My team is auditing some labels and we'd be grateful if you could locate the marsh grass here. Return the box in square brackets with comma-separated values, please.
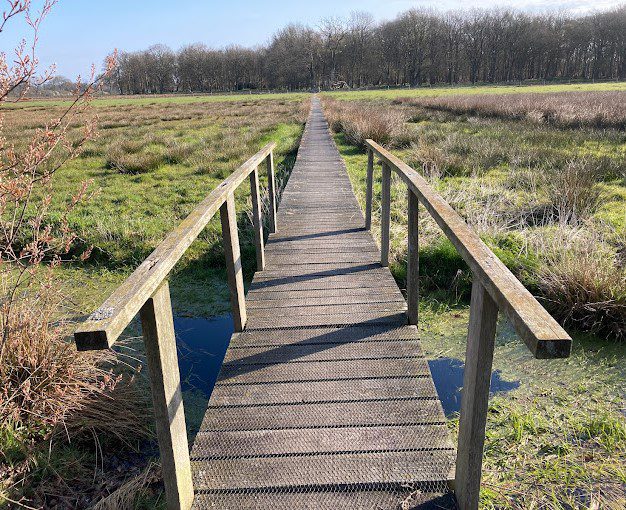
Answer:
[323, 98, 411, 148]
[1, 96, 306, 508]
[401, 90, 626, 129]
[332, 91, 625, 505]
[329, 94, 625, 341]
[477, 393, 625, 509]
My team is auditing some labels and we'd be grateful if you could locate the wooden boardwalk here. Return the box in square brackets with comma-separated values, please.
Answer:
[190, 99, 456, 508]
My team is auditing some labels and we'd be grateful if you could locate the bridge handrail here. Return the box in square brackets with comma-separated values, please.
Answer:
[365, 139, 571, 359]
[73, 142, 278, 510]
[365, 139, 571, 510]
[75, 142, 277, 350]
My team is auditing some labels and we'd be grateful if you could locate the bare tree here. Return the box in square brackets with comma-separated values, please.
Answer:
[109, 5, 626, 93]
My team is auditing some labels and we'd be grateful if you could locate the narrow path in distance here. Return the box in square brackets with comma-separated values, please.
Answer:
[190, 98, 456, 509]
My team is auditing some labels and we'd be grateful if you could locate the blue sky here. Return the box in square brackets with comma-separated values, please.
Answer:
[1, 0, 623, 78]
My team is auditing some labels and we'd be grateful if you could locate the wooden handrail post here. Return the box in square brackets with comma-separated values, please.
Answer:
[249, 166, 265, 271]
[266, 151, 278, 233]
[365, 148, 374, 230]
[455, 279, 499, 510]
[407, 190, 419, 325]
[380, 161, 391, 267]
[220, 193, 247, 332]
[140, 282, 193, 510]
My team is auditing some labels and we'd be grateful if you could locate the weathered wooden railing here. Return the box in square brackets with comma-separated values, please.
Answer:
[365, 139, 572, 510]
[74, 143, 277, 510]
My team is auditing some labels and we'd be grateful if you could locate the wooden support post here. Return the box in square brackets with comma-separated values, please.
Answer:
[140, 282, 194, 510]
[365, 148, 374, 230]
[249, 166, 265, 271]
[380, 162, 391, 267]
[407, 190, 419, 325]
[455, 280, 499, 510]
[220, 193, 246, 332]
[266, 151, 278, 233]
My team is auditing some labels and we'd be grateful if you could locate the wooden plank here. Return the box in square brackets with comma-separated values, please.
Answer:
[192, 490, 457, 510]
[222, 339, 423, 364]
[220, 193, 246, 332]
[199, 399, 447, 432]
[192, 449, 456, 489]
[75, 142, 276, 349]
[249, 166, 265, 271]
[408, 190, 419, 325]
[365, 139, 571, 359]
[245, 294, 405, 309]
[217, 356, 430, 384]
[140, 282, 193, 510]
[209, 377, 438, 406]
[246, 301, 407, 319]
[244, 310, 407, 329]
[245, 287, 404, 303]
[380, 161, 391, 267]
[192, 424, 453, 458]
[228, 324, 417, 344]
[455, 281, 498, 510]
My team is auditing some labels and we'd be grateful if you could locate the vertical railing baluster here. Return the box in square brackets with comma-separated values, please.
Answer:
[220, 193, 246, 332]
[249, 165, 265, 271]
[455, 279, 499, 510]
[407, 190, 419, 325]
[266, 150, 278, 233]
[380, 161, 391, 267]
[365, 148, 374, 230]
[140, 282, 194, 510]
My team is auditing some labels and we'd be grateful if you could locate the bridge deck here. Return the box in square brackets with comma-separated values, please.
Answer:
[190, 99, 456, 509]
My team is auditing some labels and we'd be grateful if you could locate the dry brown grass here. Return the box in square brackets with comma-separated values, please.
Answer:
[544, 158, 604, 225]
[323, 98, 410, 148]
[0, 287, 152, 506]
[398, 90, 626, 129]
[529, 229, 626, 341]
[0, 292, 117, 432]
[91, 462, 161, 510]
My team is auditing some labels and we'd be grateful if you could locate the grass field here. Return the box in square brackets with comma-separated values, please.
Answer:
[3, 91, 310, 109]
[2, 84, 625, 508]
[323, 87, 625, 508]
[0, 95, 306, 507]
[324, 80, 626, 100]
[2, 96, 306, 319]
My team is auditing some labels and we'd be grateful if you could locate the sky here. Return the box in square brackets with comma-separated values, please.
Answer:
[0, 0, 623, 78]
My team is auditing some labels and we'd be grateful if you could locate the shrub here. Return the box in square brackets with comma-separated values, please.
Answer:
[0, 292, 149, 440]
[105, 147, 163, 174]
[407, 141, 447, 180]
[163, 141, 196, 164]
[529, 229, 626, 341]
[323, 99, 408, 148]
[403, 90, 626, 129]
[544, 158, 603, 225]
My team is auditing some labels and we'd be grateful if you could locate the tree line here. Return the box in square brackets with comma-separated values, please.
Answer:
[106, 5, 626, 94]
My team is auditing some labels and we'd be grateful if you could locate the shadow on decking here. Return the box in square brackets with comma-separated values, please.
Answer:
[266, 227, 365, 243]
[216, 316, 409, 383]
[249, 262, 382, 289]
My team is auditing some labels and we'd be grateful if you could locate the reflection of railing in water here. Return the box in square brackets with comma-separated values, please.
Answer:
[365, 139, 572, 510]
[73, 143, 278, 510]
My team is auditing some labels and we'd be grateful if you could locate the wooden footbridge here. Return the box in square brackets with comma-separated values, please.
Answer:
[75, 98, 571, 510]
